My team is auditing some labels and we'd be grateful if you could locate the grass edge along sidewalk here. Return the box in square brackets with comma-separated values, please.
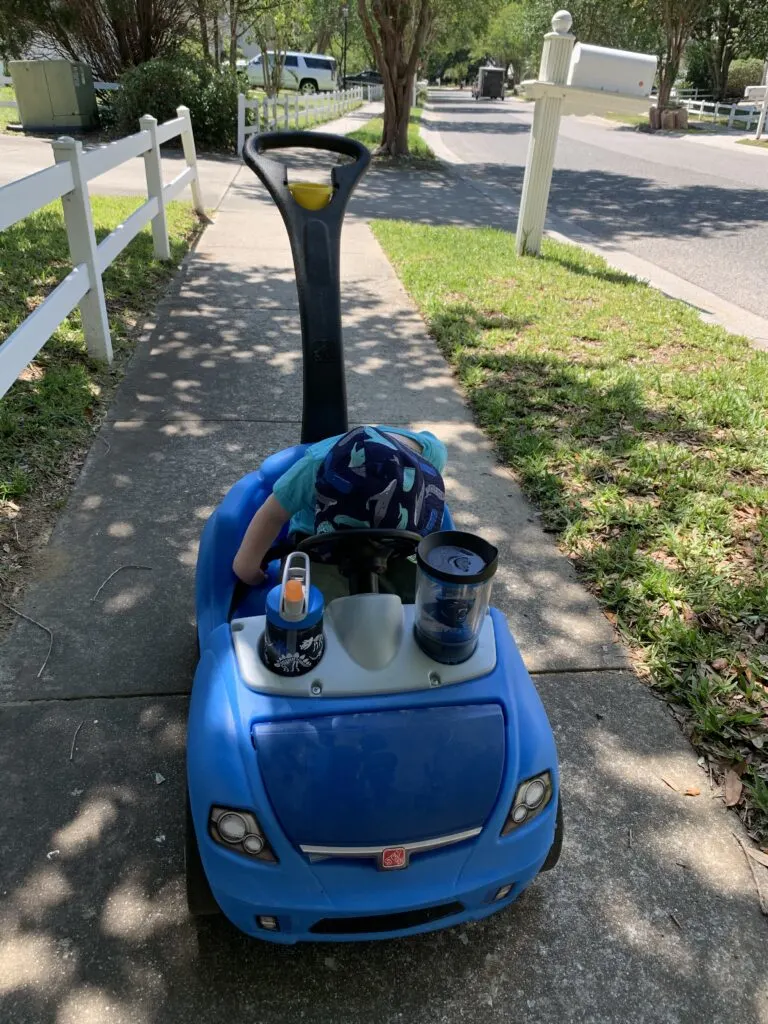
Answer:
[348, 107, 435, 161]
[1, 197, 202, 623]
[372, 219, 768, 845]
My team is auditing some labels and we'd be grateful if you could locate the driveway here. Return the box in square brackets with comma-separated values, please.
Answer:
[0, 132, 241, 209]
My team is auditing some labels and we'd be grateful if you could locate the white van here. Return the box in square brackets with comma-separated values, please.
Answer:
[247, 52, 337, 93]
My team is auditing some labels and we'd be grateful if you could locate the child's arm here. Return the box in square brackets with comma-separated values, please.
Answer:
[233, 494, 291, 585]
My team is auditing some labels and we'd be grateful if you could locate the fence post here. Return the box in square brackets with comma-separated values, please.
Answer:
[284, 94, 289, 129]
[294, 91, 299, 128]
[262, 97, 268, 131]
[176, 105, 205, 216]
[51, 137, 113, 363]
[728, 105, 735, 129]
[237, 92, 245, 155]
[139, 114, 171, 260]
[756, 94, 768, 140]
[515, 10, 575, 257]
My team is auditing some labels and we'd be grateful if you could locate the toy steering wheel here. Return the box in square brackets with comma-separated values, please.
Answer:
[298, 528, 422, 596]
[297, 528, 422, 563]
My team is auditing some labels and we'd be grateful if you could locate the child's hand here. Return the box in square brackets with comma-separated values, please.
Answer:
[235, 565, 266, 587]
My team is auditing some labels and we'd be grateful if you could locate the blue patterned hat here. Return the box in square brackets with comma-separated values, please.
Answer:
[314, 427, 445, 536]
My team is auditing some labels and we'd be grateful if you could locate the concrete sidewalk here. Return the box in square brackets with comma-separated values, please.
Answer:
[0, 116, 766, 1023]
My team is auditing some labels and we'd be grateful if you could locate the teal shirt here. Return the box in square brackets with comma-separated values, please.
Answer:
[273, 427, 448, 536]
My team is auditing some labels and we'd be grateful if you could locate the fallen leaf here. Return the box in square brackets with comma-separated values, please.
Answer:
[724, 770, 743, 807]
[712, 658, 729, 673]
[661, 777, 679, 792]
[684, 787, 700, 797]
[745, 847, 768, 869]
[755, 623, 766, 641]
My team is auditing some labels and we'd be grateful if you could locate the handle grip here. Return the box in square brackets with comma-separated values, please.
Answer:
[246, 129, 369, 163]
[243, 131, 370, 216]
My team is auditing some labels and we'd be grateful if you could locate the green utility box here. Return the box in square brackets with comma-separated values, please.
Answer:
[8, 59, 97, 131]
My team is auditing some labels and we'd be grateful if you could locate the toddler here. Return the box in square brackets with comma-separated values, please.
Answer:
[233, 426, 447, 585]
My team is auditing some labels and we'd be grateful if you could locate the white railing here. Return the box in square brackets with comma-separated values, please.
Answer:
[237, 85, 369, 154]
[0, 105, 205, 398]
[681, 97, 763, 130]
[671, 87, 713, 101]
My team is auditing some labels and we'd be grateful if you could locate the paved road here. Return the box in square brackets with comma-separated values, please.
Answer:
[426, 91, 768, 320]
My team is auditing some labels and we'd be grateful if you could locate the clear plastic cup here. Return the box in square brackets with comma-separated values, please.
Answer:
[414, 531, 498, 664]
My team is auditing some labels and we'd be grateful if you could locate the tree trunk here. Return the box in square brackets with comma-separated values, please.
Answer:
[229, 0, 238, 68]
[357, 0, 432, 157]
[380, 81, 411, 154]
[315, 25, 334, 54]
[198, 2, 210, 61]
[213, 17, 221, 68]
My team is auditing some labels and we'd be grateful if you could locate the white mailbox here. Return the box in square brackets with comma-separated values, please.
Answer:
[567, 43, 656, 97]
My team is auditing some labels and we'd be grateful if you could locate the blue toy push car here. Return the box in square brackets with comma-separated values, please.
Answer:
[186, 130, 563, 943]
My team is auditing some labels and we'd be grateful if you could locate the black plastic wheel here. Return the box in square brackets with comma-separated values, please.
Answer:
[541, 796, 563, 872]
[186, 793, 221, 916]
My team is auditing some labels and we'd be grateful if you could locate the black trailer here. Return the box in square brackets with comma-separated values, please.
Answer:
[472, 66, 505, 101]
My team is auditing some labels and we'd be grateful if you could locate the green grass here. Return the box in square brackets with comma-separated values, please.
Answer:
[738, 138, 768, 150]
[1, 197, 201, 595]
[603, 112, 650, 127]
[372, 220, 768, 841]
[348, 107, 434, 160]
[0, 86, 18, 132]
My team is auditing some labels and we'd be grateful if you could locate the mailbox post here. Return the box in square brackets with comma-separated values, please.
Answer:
[515, 9, 657, 257]
[516, 11, 574, 257]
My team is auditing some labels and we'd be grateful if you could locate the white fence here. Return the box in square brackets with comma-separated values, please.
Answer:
[671, 88, 713, 101]
[237, 84, 382, 154]
[0, 106, 204, 399]
[681, 97, 764, 130]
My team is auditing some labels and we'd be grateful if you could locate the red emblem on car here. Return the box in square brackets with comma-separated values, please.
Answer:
[380, 846, 408, 870]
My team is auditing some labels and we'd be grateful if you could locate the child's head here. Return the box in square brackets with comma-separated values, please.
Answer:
[314, 427, 445, 536]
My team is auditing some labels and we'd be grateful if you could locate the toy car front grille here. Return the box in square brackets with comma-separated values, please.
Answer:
[309, 901, 465, 935]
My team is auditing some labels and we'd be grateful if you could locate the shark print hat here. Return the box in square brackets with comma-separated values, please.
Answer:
[314, 426, 445, 536]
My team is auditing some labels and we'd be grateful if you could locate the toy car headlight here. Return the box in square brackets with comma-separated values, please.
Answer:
[501, 772, 553, 836]
[209, 806, 278, 862]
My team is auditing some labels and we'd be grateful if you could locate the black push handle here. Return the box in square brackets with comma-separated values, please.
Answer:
[243, 132, 370, 444]
[246, 129, 369, 162]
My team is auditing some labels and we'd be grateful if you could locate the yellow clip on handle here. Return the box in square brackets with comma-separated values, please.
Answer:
[288, 181, 333, 210]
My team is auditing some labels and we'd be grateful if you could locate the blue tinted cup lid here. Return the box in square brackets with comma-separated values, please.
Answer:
[417, 531, 498, 585]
